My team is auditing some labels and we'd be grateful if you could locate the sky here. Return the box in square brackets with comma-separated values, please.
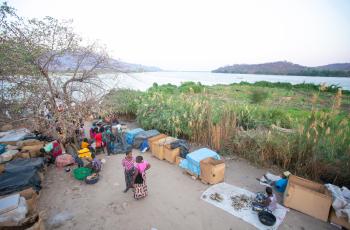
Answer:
[5, 0, 350, 71]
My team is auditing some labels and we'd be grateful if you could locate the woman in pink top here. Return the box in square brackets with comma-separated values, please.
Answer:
[122, 150, 135, 193]
[133, 155, 151, 199]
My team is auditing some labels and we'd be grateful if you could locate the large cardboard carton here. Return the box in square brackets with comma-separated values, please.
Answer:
[149, 134, 167, 153]
[164, 145, 180, 164]
[151, 137, 177, 160]
[283, 175, 332, 222]
[329, 208, 350, 229]
[199, 157, 225, 184]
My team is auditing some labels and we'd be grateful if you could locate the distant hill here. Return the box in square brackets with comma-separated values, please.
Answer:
[212, 61, 350, 77]
[52, 54, 161, 73]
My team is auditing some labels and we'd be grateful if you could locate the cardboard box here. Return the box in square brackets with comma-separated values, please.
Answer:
[20, 188, 39, 215]
[199, 157, 225, 184]
[164, 145, 180, 163]
[175, 156, 183, 165]
[151, 137, 177, 160]
[329, 208, 350, 229]
[283, 175, 332, 222]
[149, 134, 167, 153]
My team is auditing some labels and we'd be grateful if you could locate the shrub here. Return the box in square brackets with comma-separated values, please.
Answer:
[250, 89, 269, 104]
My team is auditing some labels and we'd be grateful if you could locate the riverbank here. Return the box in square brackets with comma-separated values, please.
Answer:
[102, 71, 350, 91]
[102, 81, 350, 187]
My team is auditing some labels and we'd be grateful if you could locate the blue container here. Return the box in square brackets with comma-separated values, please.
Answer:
[179, 148, 220, 176]
[125, 128, 144, 145]
[0, 144, 6, 155]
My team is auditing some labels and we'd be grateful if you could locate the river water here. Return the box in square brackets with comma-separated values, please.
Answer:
[101, 71, 350, 91]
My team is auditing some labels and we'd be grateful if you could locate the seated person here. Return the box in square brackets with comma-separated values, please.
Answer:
[86, 154, 102, 173]
[264, 187, 277, 211]
[253, 187, 277, 212]
[41, 140, 62, 164]
[81, 138, 90, 149]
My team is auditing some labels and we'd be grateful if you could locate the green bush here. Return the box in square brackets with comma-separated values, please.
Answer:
[250, 89, 269, 104]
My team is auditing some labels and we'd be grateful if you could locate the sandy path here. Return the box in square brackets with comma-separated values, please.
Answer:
[38, 150, 336, 230]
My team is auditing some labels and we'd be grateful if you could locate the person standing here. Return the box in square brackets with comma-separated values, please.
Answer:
[103, 126, 114, 155]
[133, 155, 151, 199]
[94, 127, 105, 154]
[122, 150, 135, 193]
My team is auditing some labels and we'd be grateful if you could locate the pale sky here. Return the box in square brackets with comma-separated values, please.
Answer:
[6, 0, 350, 71]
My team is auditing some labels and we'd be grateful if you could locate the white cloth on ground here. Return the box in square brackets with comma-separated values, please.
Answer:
[201, 183, 289, 230]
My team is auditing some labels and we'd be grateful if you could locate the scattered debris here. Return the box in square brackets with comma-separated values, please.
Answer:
[210, 193, 223, 202]
[230, 194, 253, 211]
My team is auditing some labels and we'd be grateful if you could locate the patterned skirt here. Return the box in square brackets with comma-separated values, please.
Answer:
[134, 182, 148, 199]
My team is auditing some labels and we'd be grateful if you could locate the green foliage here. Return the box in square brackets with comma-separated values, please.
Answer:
[103, 82, 350, 186]
[250, 89, 269, 104]
[235, 81, 349, 95]
[178, 81, 204, 93]
[148, 83, 177, 94]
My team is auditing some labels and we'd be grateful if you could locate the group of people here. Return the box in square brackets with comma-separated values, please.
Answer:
[80, 121, 120, 156]
[80, 119, 151, 200]
[122, 150, 151, 199]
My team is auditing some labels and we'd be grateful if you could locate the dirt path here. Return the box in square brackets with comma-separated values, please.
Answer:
[38, 149, 336, 230]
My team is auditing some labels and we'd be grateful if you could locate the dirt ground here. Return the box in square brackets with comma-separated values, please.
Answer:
[38, 149, 337, 230]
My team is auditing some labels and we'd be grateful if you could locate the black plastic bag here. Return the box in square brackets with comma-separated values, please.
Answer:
[5, 158, 44, 173]
[170, 139, 190, 158]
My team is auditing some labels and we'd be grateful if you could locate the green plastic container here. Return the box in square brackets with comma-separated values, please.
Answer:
[73, 167, 92, 180]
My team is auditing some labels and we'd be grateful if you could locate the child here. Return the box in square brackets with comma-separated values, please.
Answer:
[133, 155, 151, 199]
[122, 150, 135, 193]
[264, 187, 277, 211]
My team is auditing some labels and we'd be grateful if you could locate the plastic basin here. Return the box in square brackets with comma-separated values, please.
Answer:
[73, 167, 92, 180]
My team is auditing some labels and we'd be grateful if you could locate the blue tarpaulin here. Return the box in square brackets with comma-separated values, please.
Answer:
[125, 128, 144, 145]
[179, 148, 220, 176]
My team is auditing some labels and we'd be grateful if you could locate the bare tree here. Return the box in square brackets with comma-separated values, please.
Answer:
[0, 2, 118, 143]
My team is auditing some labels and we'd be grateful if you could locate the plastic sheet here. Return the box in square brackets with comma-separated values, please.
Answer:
[325, 184, 350, 220]
[0, 196, 28, 226]
[179, 148, 220, 176]
[125, 128, 144, 145]
[133, 130, 160, 148]
[5, 158, 44, 174]
[170, 139, 190, 158]
[0, 170, 42, 196]
[112, 142, 132, 154]
[0, 128, 31, 143]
